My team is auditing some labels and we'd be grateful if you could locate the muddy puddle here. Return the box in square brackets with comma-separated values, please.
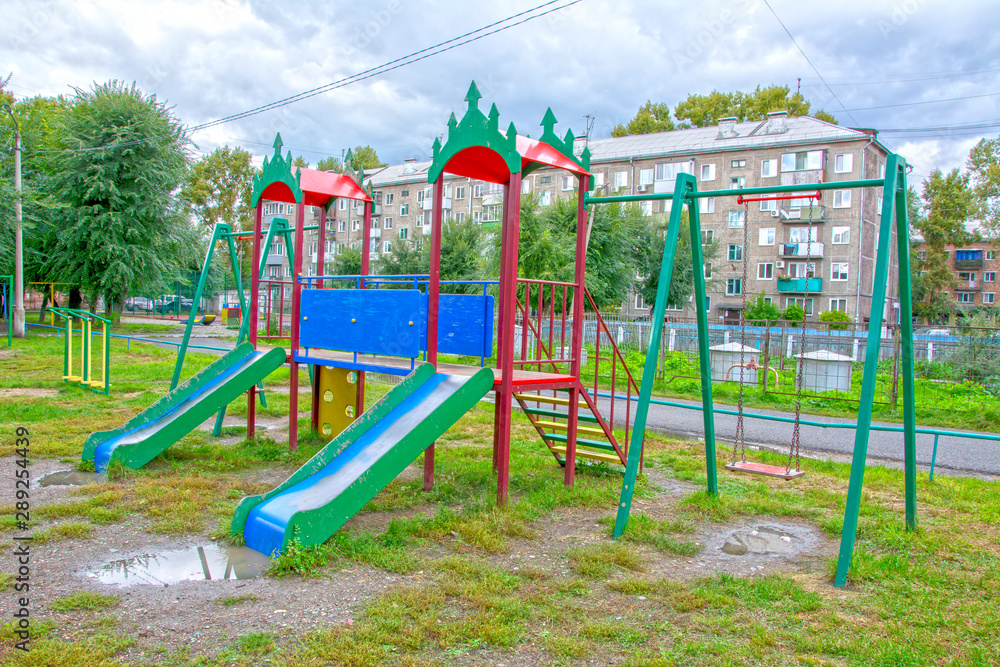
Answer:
[38, 470, 104, 487]
[721, 526, 798, 555]
[89, 544, 269, 587]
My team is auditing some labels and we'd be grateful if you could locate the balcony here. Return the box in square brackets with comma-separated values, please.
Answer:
[421, 197, 453, 211]
[371, 204, 382, 216]
[777, 205, 826, 221]
[955, 258, 983, 270]
[265, 254, 284, 265]
[777, 277, 823, 293]
[780, 169, 824, 186]
[958, 280, 981, 291]
[780, 242, 824, 258]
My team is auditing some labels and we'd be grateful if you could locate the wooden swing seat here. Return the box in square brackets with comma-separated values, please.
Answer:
[725, 461, 805, 480]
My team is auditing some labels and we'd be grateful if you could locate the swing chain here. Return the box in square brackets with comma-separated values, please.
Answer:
[788, 196, 816, 473]
[734, 197, 750, 463]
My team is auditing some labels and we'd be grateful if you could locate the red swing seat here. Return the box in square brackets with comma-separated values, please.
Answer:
[725, 460, 805, 480]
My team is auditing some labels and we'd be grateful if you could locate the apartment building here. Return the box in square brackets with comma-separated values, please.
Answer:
[262, 113, 899, 324]
[919, 224, 1000, 315]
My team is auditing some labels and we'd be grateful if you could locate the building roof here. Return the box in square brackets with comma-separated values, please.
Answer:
[585, 116, 879, 164]
[366, 115, 885, 188]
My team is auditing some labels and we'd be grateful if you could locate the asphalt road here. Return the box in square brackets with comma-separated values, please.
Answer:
[591, 392, 1000, 478]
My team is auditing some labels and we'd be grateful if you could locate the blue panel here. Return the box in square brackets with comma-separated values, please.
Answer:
[300, 289, 426, 357]
[436, 294, 495, 358]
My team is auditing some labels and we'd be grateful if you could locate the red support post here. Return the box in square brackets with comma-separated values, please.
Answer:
[318, 204, 327, 283]
[566, 175, 589, 485]
[248, 202, 263, 439]
[493, 187, 511, 473]
[356, 201, 373, 421]
[288, 203, 306, 452]
[494, 174, 521, 505]
[424, 178, 445, 491]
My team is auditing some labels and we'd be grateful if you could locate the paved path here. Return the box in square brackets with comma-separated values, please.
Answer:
[592, 392, 1000, 478]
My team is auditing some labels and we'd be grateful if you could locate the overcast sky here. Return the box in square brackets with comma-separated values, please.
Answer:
[4, 0, 998, 184]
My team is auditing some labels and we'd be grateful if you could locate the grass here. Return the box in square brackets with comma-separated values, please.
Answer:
[2, 333, 999, 666]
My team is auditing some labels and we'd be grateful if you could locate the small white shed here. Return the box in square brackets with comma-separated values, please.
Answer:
[709, 342, 760, 383]
[797, 349, 853, 393]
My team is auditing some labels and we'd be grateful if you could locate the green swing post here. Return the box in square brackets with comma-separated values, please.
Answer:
[212, 229, 255, 436]
[613, 173, 718, 540]
[834, 154, 915, 587]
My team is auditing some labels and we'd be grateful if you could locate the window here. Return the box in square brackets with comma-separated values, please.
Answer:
[958, 292, 974, 304]
[760, 199, 776, 212]
[594, 172, 605, 188]
[416, 214, 425, 227]
[656, 161, 695, 182]
[640, 201, 652, 217]
[702, 229, 715, 245]
[614, 171, 629, 189]
[416, 189, 426, 203]
[540, 190, 552, 206]
[728, 210, 746, 228]
[831, 262, 849, 281]
[761, 159, 777, 178]
[959, 272, 976, 282]
[730, 176, 745, 190]
[539, 175, 552, 184]
[704, 262, 713, 278]
[789, 261, 814, 278]
[454, 186, 465, 200]
[726, 278, 742, 295]
[383, 217, 392, 229]
[728, 244, 743, 261]
[351, 220, 359, 231]
[986, 272, 996, 282]
[781, 150, 823, 172]
[562, 175, 574, 191]
[635, 293, 646, 310]
[834, 153, 854, 173]
[285, 266, 292, 278]
[270, 242, 284, 255]
[705, 296, 711, 311]
[757, 263, 774, 280]
[833, 190, 852, 208]
[400, 189, 409, 197]
[473, 184, 484, 198]
[985, 293, 996, 304]
[373, 191, 382, 204]
[786, 297, 814, 315]
[338, 199, 347, 211]
[456, 212, 466, 222]
[788, 227, 818, 243]
[731, 159, 746, 168]
[829, 298, 848, 313]
[832, 226, 850, 244]
[400, 203, 409, 216]
[700, 163, 716, 181]
[338, 220, 346, 232]
[383, 241, 391, 253]
[263, 202, 285, 216]
[988, 250, 998, 261]
[916, 250, 927, 261]
[639, 168, 654, 186]
[700, 197, 715, 213]
[522, 179, 531, 194]
[399, 227, 408, 240]
[758, 228, 775, 246]
[385, 193, 394, 206]
[483, 204, 503, 222]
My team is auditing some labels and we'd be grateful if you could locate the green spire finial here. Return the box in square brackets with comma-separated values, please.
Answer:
[541, 107, 558, 133]
[488, 103, 499, 133]
[564, 128, 575, 145]
[272, 133, 284, 155]
[465, 81, 482, 110]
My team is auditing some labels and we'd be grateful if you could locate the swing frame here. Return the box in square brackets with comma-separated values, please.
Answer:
[594, 159, 917, 589]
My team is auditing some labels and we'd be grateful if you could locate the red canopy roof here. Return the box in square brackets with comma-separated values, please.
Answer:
[260, 167, 372, 207]
[442, 135, 590, 185]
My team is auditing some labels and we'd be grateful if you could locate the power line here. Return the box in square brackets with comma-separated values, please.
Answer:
[761, 0, 861, 127]
[803, 66, 1000, 86]
[842, 91, 1000, 112]
[21, 0, 581, 155]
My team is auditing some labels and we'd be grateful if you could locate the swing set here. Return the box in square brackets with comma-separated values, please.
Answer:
[593, 155, 917, 588]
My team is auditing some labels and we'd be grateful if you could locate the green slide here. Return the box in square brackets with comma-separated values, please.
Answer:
[233, 363, 494, 557]
[82, 342, 286, 472]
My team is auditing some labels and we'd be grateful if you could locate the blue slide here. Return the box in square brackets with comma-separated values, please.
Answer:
[232, 363, 494, 557]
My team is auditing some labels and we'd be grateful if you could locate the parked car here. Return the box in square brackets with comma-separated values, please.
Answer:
[125, 297, 151, 311]
[913, 327, 951, 337]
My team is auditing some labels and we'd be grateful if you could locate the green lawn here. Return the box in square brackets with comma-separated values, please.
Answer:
[0, 334, 997, 666]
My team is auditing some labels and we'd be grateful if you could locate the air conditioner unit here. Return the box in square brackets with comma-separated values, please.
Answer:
[637, 184, 648, 192]
[776, 260, 786, 268]
[770, 209, 780, 217]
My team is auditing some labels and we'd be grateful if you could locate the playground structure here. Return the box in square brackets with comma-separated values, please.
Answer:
[78, 82, 919, 587]
[49, 307, 111, 395]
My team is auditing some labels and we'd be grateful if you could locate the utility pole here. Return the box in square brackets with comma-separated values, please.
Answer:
[3, 103, 24, 338]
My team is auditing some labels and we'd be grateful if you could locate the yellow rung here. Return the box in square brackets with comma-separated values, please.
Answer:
[549, 446, 623, 465]
[534, 420, 606, 438]
[513, 393, 588, 408]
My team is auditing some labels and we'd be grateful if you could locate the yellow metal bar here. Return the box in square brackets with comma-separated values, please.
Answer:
[63, 317, 75, 381]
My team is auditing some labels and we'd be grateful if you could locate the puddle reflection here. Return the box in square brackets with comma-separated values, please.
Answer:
[90, 544, 269, 587]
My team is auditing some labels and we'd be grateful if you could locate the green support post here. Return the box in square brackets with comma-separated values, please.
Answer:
[835, 154, 913, 587]
[171, 225, 225, 390]
[894, 169, 918, 529]
[614, 173, 718, 540]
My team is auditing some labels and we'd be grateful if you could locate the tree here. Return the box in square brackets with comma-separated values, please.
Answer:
[968, 134, 1000, 234]
[378, 237, 427, 277]
[332, 245, 363, 277]
[348, 145, 386, 171]
[46, 81, 197, 316]
[183, 146, 257, 230]
[439, 219, 483, 293]
[612, 101, 675, 137]
[819, 309, 852, 330]
[671, 85, 833, 129]
[291, 155, 309, 169]
[782, 302, 805, 326]
[911, 169, 976, 320]
[745, 292, 782, 326]
[316, 155, 344, 173]
[638, 210, 720, 315]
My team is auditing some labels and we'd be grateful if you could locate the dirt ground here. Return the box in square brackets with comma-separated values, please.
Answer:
[0, 445, 837, 663]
